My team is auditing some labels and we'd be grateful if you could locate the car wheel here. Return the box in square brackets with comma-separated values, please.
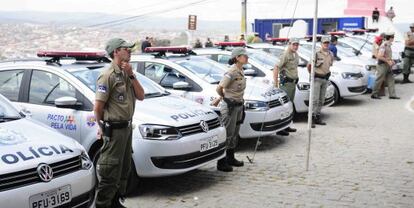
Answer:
[333, 86, 340, 105]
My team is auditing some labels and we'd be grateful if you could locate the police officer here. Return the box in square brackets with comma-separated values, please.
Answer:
[273, 38, 300, 135]
[215, 48, 247, 172]
[371, 32, 400, 99]
[402, 23, 414, 83]
[251, 33, 263, 43]
[310, 36, 334, 128]
[94, 38, 145, 208]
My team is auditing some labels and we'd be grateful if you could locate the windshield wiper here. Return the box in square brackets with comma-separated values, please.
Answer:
[0, 116, 21, 122]
[162, 91, 171, 96]
[145, 92, 163, 98]
[210, 81, 220, 84]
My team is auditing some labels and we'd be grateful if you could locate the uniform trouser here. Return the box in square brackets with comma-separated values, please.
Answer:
[95, 126, 132, 208]
[403, 49, 414, 75]
[312, 78, 328, 117]
[280, 81, 296, 101]
[220, 102, 243, 149]
[372, 63, 396, 97]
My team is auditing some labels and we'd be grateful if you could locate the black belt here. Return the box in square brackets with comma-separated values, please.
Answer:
[404, 47, 414, 52]
[223, 98, 243, 107]
[315, 73, 330, 80]
[284, 76, 299, 84]
[104, 120, 131, 129]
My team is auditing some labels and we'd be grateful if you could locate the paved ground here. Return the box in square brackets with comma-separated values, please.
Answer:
[125, 76, 414, 208]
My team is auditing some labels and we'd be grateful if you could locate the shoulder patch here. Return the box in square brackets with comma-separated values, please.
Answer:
[97, 85, 107, 93]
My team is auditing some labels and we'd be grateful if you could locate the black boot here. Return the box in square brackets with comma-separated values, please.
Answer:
[314, 115, 326, 125]
[217, 157, 233, 172]
[112, 193, 127, 208]
[227, 149, 244, 167]
[311, 117, 316, 128]
[276, 130, 289, 136]
[402, 74, 413, 84]
[285, 127, 297, 132]
[371, 94, 381, 99]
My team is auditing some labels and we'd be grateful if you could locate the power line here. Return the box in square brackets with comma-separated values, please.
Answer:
[88, 0, 213, 28]
[286, 0, 300, 38]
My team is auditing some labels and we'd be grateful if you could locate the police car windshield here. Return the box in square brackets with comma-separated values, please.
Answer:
[343, 37, 373, 51]
[70, 67, 168, 98]
[298, 46, 312, 59]
[0, 95, 22, 121]
[247, 50, 279, 68]
[175, 58, 225, 84]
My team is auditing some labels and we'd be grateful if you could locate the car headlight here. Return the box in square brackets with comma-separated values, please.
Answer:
[244, 100, 269, 111]
[341, 72, 363, 79]
[139, 124, 182, 140]
[297, 82, 310, 91]
[81, 151, 93, 170]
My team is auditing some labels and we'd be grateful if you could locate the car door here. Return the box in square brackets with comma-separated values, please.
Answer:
[18, 69, 82, 142]
[136, 61, 195, 100]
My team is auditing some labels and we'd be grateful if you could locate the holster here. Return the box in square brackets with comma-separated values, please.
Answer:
[99, 120, 113, 138]
[237, 106, 246, 125]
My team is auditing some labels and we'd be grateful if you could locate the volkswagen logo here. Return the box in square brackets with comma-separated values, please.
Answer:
[37, 164, 53, 182]
[200, 120, 209, 133]
[279, 97, 284, 105]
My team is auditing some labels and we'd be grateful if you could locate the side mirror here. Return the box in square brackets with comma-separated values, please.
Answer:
[172, 81, 191, 90]
[244, 69, 257, 76]
[243, 63, 253, 69]
[55, 96, 82, 109]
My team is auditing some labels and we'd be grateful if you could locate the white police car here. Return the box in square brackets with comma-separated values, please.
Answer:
[132, 46, 294, 139]
[331, 31, 403, 75]
[0, 51, 226, 191]
[0, 93, 95, 208]
[194, 43, 335, 113]
[297, 42, 367, 103]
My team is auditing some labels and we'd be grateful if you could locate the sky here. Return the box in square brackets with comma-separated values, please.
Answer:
[0, 0, 412, 23]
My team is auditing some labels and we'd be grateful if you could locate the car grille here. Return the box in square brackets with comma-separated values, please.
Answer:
[348, 85, 367, 93]
[268, 95, 290, 108]
[177, 117, 221, 136]
[0, 155, 82, 192]
[151, 142, 226, 169]
[250, 114, 293, 131]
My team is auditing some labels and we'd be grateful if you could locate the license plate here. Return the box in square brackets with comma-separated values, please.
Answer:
[29, 185, 72, 208]
[200, 136, 219, 152]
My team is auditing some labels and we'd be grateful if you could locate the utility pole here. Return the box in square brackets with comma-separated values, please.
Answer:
[306, 0, 319, 171]
[241, 0, 247, 36]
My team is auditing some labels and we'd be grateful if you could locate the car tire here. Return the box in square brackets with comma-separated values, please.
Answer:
[333, 85, 341, 105]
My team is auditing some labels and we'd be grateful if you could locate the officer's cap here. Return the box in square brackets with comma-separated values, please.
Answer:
[289, 38, 300, 44]
[384, 31, 395, 36]
[410, 23, 414, 28]
[321, 36, 331, 43]
[105, 38, 135, 55]
[231, 48, 248, 58]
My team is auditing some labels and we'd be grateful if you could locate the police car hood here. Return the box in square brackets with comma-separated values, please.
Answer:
[243, 79, 287, 102]
[133, 95, 218, 126]
[298, 67, 310, 83]
[331, 63, 362, 73]
[0, 118, 83, 174]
